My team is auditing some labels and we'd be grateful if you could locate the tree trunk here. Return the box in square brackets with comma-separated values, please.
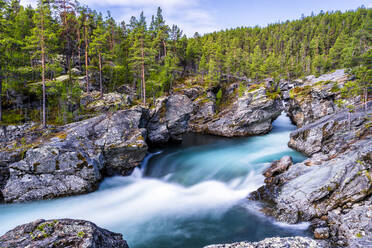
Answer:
[41, 9, 46, 128]
[364, 87, 367, 111]
[0, 70, 2, 122]
[99, 52, 103, 99]
[163, 40, 167, 58]
[77, 28, 81, 71]
[84, 19, 89, 93]
[141, 40, 146, 106]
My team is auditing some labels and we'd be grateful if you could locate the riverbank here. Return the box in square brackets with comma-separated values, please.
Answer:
[0, 70, 371, 247]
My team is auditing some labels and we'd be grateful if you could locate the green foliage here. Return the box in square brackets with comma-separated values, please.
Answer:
[238, 83, 247, 97]
[0, 2, 371, 125]
[216, 88, 222, 106]
[77, 231, 85, 238]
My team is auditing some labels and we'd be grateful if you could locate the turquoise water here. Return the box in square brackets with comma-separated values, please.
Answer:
[0, 114, 308, 248]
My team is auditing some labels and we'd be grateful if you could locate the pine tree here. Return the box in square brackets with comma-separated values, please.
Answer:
[25, 0, 56, 127]
[0, 0, 6, 122]
[90, 18, 108, 98]
[128, 12, 152, 105]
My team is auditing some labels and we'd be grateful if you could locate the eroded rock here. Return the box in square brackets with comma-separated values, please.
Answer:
[1, 107, 149, 203]
[0, 219, 129, 248]
[147, 95, 194, 144]
[204, 236, 325, 248]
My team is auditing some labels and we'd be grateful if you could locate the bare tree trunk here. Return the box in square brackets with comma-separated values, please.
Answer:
[84, 19, 89, 93]
[0, 70, 2, 122]
[41, 8, 47, 128]
[77, 28, 81, 71]
[163, 40, 167, 58]
[99, 52, 103, 99]
[364, 88, 367, 111]
[141, 40, 146, 106]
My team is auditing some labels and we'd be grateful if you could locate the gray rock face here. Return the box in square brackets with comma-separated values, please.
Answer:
[0, 219, 129, 248]
[147, 95, 194, 144]
[204, 236, 325, 248]
[268, 138, 371, 225]
[249, 71, 371, 247]
[328, 196, 372, 247]
[197, 87, 283, 137]
[0, 122, 44, 166]
[282, 69, 353, 127]
[1, 107, 149, 203]
[288, 104, 372, 157]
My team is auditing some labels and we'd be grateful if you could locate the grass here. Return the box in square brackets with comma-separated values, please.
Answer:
[289, 85, 312, 99]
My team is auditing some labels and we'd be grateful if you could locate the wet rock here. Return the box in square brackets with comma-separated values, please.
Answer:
[147, 95, 193, 144]
[204, 236, 325, 248]
[0, 219, 129, 248]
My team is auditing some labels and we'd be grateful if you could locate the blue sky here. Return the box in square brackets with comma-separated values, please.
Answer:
[21, 0, 372, 37]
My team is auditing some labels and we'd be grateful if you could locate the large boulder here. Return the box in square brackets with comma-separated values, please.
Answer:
[1, 107, 149, 203]
[200, 87, 282, 137]
[0, 219, 129, 248]
[204, 236, 324, 248]
[147, 95, 194, 144]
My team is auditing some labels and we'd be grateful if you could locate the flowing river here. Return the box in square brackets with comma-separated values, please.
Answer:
[0, 114, 309, 248]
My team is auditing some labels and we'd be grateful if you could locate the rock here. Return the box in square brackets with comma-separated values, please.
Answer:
[1, 107, 149, 203]
[272, 138, 371, 224]
[147, 95, 193, 144]
[249, 73, 372, 247]
[204, 236, 324, 248]
[174, 85, 205, 100]
[95, 108, 148, 176]
[0, 219, 129, 248]
[288, 104, 372, 157]
[283, 69, 359, 127]
[197, 86, 283, 137]
[71, 67, 82, 76]
[117, 84, 136, 96]
[314, 227, 330, 239]
[55, 74, 69, 82]
[81, 91, 131, 112]
[328, 196, 372, 247]
[263, 156, 293, 178]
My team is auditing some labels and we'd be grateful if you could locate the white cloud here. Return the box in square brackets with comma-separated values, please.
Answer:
[20, 0, 220, 36]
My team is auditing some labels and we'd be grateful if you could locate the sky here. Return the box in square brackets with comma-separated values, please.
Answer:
[20, 0, 372, 37]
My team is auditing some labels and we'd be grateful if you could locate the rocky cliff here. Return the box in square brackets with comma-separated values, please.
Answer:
[0, 107, 148, 203]
[249, 70, 372, 247]
[174, 79, 283, 137]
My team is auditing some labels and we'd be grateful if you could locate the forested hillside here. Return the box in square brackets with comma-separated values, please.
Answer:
[0, 0, 370, 125]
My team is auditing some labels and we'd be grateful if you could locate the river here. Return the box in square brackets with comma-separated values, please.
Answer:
[0, 113, 309, 248]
